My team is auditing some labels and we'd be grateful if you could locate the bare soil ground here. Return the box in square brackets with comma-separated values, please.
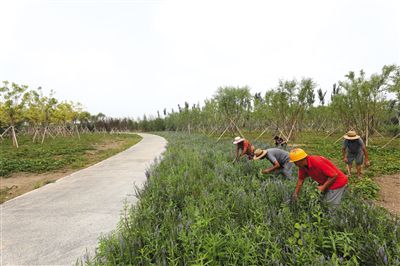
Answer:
[0, 140, 129, 203]
[0, 171, 72, 203]
[375, 174, 400, 216]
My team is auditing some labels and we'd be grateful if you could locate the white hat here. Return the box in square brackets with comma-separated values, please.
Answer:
[233, 136, 244, 144]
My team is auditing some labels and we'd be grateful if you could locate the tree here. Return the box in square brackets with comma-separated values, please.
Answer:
[53, 102, 75, 136]
[332, 65, 398, 145]
[262, 78, 316, 140]
[387, 66, 400, 128]
[317, 88, 327, 106]
[0, 81, 29, 147]
[214, 86, 252, 128]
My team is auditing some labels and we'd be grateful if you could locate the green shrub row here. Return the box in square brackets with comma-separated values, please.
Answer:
[87, 133, 399, 265]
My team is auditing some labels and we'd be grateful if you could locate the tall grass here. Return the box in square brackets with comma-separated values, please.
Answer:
[86, 133, 399, 265]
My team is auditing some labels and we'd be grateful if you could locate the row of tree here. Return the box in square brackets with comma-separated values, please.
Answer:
[2, 64, 399, 147]
[147, 65, 400, 144]
[0, 82, 140, 147]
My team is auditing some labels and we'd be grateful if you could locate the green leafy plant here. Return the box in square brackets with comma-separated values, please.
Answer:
[84, 133, 400, 265]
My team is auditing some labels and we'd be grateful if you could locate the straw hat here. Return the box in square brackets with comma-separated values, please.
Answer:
[233, 136, 245, 144]
[343, 130, 360, 140]
[253, 149, 267, 160]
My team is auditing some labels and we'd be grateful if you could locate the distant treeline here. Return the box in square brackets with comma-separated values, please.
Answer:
[1, 65, 400, 143]
[134, 65, 400, 142]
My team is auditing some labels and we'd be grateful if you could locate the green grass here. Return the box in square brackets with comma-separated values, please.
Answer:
[86, 132, 400, 265]
[0, 133, 142, 177]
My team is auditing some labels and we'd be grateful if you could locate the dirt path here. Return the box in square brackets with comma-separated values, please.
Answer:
[375, 174, 400, 216]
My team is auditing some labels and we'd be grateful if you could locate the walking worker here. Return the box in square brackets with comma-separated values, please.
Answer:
[342, 130, 370, 178]
[253, 148, 294, 179]
[290, 148, 348, 206]
[233, 136, 255, 162]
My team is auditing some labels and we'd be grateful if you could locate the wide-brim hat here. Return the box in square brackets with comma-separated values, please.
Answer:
[233, 136, 245, 144]
[253, 149, 267, 160]
[343, 130, 360, 140]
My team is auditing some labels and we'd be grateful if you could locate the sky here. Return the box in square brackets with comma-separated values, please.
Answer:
[1, 0, 400, 118]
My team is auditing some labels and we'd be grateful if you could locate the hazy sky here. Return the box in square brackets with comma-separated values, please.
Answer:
[1, 0, 400, 118]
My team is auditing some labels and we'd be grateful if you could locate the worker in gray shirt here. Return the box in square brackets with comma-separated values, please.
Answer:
[342, 130, 370, 178]
[254, 148, 294, 180]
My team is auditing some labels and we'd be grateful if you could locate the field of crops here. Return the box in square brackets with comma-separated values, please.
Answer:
[87, 132, 400, 265]
[0, 133, 142, 177]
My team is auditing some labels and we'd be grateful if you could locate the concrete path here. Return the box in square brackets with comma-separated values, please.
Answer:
[1, 133, 167, 265]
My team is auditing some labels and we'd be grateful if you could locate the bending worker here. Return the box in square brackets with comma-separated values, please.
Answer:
[233, 136, 255, 162]
[273, 136, 287, 148]
[342, 130, 370, 178]
[253, 148, 294, 179]
[290, 148, 348, 206]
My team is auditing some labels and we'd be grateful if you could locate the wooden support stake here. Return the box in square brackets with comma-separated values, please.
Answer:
[207, 127, 217, 137]
[229, 118, 245, 138]
[373, 128, 384, 138]
[32, 128, 39, 143]
[286, 119, 297, 142]
[334, 135, 343, 144]
[216, 124, 231, 142]
[255, 127, 269, 141]
[323, 128, 336, 140]
[381, 132, 400, 149]
[11, 126, 19, 148]
[42, 127, 48, 144]
[1, 126, 12, 138]
[270, 121, 289, 140]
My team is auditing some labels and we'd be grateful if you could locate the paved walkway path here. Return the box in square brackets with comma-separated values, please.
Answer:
[1, 133, 167, 265]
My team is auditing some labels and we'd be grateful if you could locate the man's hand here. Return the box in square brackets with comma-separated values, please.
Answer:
[260, 169, 269, 175]
[364, 160, 370, 167]
[317, 185, 325, 193]
[261, 169, 271, 174]
[343, 157, 348, 163]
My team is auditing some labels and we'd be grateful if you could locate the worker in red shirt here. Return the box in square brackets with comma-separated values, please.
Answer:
[289, 148, 348, 206]
[233, 136, 255, 162]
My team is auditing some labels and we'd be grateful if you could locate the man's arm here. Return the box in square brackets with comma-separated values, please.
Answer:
[292, 178, 305, 201]
[261, 161, 281, 174]
[317, 174, 337, 193]
[241, 141, 249, 156]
